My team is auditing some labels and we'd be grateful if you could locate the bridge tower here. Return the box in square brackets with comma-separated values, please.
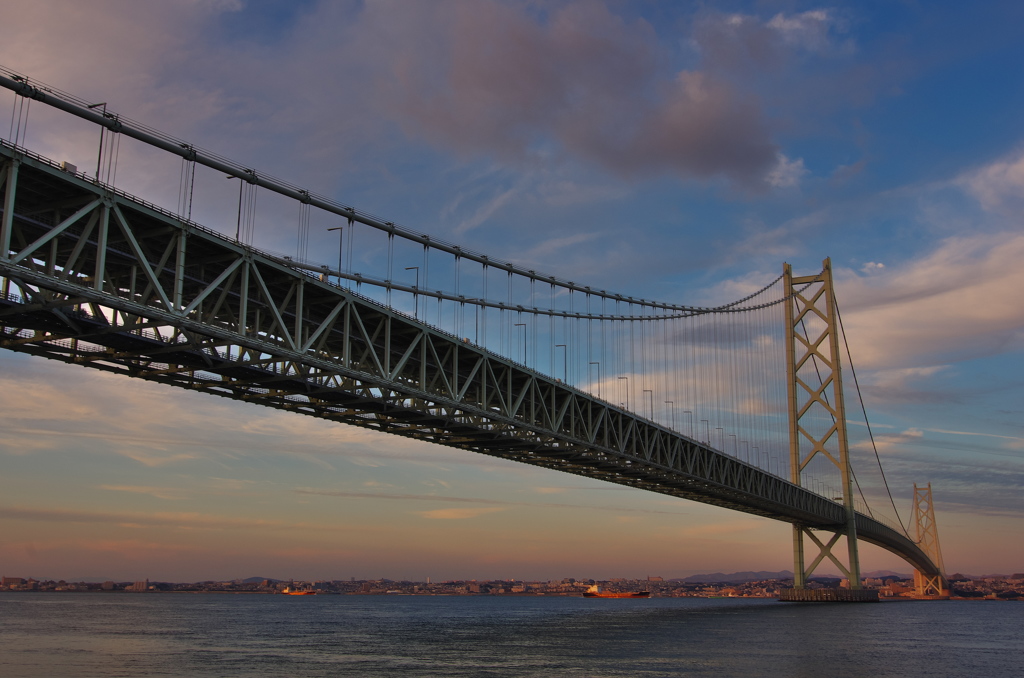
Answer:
[912, 483, 950, 598]
[783, 259, 861, 590]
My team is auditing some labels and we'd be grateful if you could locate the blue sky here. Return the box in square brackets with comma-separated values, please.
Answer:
[1, 0, 1022, 582]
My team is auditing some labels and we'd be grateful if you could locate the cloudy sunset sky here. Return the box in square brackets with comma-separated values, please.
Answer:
[1, 0, 1022, 582]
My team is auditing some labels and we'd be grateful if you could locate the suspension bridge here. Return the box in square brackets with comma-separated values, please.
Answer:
[0, 68, 948, 600]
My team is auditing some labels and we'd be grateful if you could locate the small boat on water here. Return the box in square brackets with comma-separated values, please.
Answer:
[582, 584, 650, 599]
[282, 586, 316, 596]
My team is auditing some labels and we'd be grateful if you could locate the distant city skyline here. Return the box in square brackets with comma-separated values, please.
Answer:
[1, 1, 1022, 582]
[5, 571, 1023, 603]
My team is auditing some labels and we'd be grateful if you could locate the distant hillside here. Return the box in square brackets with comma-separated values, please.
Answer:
[677, 571, 794, 584]
[238, 577, 281, 584]
[862, 570, 911, 580]
[677, 569, 913, 584]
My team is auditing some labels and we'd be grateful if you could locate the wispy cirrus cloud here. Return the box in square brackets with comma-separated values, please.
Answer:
[693, 8, 853, 73]
[856, 366, 953, 405]
[296, 488, 687, 517]
[958, 147, 1024, 213]
[837, 232, 1024, 369]
[765, 154, 808, 188]
[98, 485, 188, 501]
[767, 10, 850, 53]
[416, 507, 507, 520]
[0, 357, 465, 469]
[927, 428, 1024, 446]
[679, 518, 765, 538]
[0, 505, 291, 531]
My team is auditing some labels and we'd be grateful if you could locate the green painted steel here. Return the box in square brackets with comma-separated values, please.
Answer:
[0, 142, 942, 579]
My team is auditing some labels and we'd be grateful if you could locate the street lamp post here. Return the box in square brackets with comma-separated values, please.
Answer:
[327, 225, 344, 286]
[555, 344, 567, 383]
[87, 102, 107, 180]
[589, 361, 601, 397]
[514, 323, 526, 364]
[228, 175, 244, 241]
[458, 298, 484, 343]
[405, 266, 419, 318]
[463, 298, 481, 344]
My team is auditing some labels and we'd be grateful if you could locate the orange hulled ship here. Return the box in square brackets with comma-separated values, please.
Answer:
[582, 585, 650, 598]
[281, 586, 316, 595]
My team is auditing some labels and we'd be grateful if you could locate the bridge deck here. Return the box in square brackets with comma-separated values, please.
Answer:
[0, 142, 940, 577]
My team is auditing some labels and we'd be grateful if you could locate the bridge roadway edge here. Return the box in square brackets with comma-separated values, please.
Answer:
[0, 143, 940, 579]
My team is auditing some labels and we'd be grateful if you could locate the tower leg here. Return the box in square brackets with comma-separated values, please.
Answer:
[912, 484, 949, 598]
[792, 525, 806, 589]
[784, 260, 861, 591]
[846, 508, 862, 589]
[913, 571, 946, 597]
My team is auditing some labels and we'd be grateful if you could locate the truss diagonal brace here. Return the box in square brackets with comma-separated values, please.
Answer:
[785, 258, 861, 590]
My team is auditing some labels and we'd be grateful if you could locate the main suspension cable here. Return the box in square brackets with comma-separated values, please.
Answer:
[834, 298, 909, 537]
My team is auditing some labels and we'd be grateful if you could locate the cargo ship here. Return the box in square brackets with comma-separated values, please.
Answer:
[582, 585, 650, 598]
[281, 586, 316, 595]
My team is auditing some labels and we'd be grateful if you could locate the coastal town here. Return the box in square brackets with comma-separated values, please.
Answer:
[3, 573, 1022, 600]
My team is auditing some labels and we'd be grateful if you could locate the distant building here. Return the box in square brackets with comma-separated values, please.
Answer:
[889, 582, 912, 596]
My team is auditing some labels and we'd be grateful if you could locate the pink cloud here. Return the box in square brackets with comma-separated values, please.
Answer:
[368, 0, 778, 185]
[415, 507, 507, 520]
[837, 233, 1024, 369]
[958, 148, 1024, 213]
[0, 1, 783, 190]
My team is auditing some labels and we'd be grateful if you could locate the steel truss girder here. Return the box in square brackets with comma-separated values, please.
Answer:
[0, 144, 940, 575]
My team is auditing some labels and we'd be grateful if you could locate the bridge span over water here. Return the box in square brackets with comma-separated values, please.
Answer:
[0, 69, 946, 594]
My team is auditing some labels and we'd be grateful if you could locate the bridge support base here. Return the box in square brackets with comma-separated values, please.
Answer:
[913, 570, 950, 599]
[779, 588, 878, 603]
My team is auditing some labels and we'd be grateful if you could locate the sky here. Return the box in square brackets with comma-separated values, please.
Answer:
[1, 0, 1022, 583]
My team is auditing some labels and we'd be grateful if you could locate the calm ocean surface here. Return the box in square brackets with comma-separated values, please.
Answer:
[1, 593, 1020, 677]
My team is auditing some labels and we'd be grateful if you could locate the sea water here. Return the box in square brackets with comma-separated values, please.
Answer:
[1, 593, 1020, 677]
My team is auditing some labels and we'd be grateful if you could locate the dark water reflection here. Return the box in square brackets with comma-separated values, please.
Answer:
[2, 593, 1020, 677]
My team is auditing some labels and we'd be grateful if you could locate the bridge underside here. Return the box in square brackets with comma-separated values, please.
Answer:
[0, 142, 941, 578]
